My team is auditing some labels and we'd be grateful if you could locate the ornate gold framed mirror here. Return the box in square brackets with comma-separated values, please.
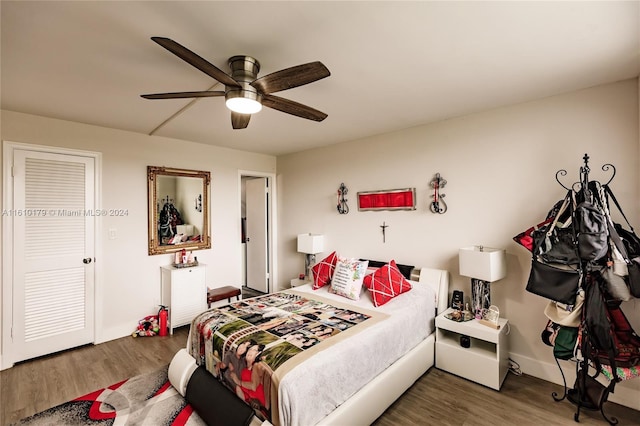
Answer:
[148, 166, 211, 255]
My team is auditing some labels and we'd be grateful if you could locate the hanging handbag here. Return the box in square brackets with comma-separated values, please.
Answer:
[526, 192, 582, 304]
[627, 259, 640, 298]
[574, 184, 608, 261]
[614, 224, 640, 258]
[553, 326, 579, 360]
[513, 216, 554, 252]
[513, 196, 568, 252]
[526, 258, 581, 305]
[587, 184, 632, 301]
[610, 241, 628, 277]
[602, 267, 632, 302]
[531, 192, 580, 266]
[533, 224, 580, 266]
[602, 184, 640, 298]
[570, 372, 609, 410]
[544, 288, 584, 327]
[605, 219, 640, 299]
[604, 185, 640, 257]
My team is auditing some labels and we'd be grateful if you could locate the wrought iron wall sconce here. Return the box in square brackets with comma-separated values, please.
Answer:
[337, 183, 349, 214]
[429, 173, 447, 214]
[195, 194, 202, 212]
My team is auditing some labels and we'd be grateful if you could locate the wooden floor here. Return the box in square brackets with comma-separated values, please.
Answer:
[1, 327, 190, 426]
[2, 328, 639, 426]
[373, 368, 640, 426]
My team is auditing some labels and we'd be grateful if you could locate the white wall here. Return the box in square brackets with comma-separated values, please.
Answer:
[277, 79, 640, 409]
[0, 111, 276, 361]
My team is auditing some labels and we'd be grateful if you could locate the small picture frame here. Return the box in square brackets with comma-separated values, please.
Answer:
[479, 305, 500, 329]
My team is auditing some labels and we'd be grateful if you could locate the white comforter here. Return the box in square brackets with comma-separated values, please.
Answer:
[279, 282, 436, 426]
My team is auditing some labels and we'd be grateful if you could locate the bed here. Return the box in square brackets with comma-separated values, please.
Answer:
[169, 266, 449, 426]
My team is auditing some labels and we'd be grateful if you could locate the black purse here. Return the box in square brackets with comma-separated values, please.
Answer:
[569, 371, 609, 410]
[627, 259, 640, 298]
[526, 192, 582, 304]
[605, 185, 640, 255]
[533, 226, 580, 266]
[575, 199, 608, 261]
[531, 192, 580, 266]
[526, 258, 581, 305]
[603, 184, 640, 297]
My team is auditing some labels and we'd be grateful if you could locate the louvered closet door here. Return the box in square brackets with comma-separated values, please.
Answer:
[11, 149, 95, 363]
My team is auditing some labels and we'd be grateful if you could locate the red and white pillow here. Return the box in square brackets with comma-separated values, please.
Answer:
[363, 260, 413, 307]
[311, 251, 338, 289]
[328, 257, 369, 301]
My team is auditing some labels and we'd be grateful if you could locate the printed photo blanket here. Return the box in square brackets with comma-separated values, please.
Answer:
[188, 291, 386, 425]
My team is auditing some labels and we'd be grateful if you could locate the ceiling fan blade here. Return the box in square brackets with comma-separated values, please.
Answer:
[231, 112, 251, 129]
[151, 37, 241, 88]
[262, 94, 327, 122]
[251, 61, 330, 94]
[141, 91, 225, 100]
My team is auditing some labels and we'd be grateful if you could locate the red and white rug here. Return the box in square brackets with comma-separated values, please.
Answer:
[13, 366, 206, 425]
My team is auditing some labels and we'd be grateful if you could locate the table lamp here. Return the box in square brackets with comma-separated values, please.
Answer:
[297, 233, 324, 279]
[459, 246, 507, 319]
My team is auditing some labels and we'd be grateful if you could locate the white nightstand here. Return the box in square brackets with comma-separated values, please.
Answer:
[290, 278, 311, 288]
[435, 308, 509, 390]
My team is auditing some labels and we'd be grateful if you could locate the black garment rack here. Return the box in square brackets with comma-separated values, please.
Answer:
[552, 153, 619, 425]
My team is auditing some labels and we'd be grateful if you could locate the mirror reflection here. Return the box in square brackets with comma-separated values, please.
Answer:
[148, 166, 210, 255]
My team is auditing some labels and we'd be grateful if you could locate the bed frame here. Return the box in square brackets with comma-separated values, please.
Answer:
[170, 267, 449, 426]
[316, 267, 449, 426]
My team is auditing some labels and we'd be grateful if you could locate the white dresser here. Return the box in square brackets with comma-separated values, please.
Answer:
[160, 263, 206, 334]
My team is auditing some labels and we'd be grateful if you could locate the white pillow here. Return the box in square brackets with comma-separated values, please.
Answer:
[329, 257, 369, 300]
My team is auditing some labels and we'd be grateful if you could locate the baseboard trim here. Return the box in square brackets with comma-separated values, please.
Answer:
[0, 354, 14, 371]
[509, 352, 640, 411]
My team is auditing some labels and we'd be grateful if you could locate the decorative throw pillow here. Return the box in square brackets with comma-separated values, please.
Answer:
[363, 260, 413, 307]
[329, 257, 369, 300]
[311, 251, 338, 289]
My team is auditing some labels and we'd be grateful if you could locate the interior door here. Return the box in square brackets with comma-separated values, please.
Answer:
[8, 148, 95, 364]
[245, 177, 269, 293]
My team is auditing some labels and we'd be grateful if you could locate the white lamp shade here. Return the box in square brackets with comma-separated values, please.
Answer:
[459, 246, 507, 282]
[297, 233, 324, 254]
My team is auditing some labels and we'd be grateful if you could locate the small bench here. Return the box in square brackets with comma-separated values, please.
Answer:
[207, 286, 241, 308]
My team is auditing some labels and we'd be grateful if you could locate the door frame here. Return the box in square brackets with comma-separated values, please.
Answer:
[1, 141, 102, 370]
[238, 170, 277, 294]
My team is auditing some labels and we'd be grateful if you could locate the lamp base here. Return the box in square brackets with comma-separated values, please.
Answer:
[305, 253, 317, 280]
[471, 278, 491, 319]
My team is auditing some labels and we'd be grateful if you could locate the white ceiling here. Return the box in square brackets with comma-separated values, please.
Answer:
[2, 1, 638, 156]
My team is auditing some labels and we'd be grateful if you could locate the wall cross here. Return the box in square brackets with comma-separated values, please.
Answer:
[380, 221, 389, 243]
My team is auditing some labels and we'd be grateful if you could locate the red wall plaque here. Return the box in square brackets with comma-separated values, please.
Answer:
[357, 188, 416, 211]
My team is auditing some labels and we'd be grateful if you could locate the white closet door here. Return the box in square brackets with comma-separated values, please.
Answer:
[10, 149, 95, 363]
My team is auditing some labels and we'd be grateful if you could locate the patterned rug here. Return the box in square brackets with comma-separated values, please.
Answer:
[13, 366, 206, 426]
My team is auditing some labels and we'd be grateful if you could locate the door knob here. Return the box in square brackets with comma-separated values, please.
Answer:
[83, 258, 92, 264]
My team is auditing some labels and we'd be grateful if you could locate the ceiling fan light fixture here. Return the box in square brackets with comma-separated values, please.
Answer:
[142, 39, 329, 128]
[225, 89, 262, 114]
[226, 97, 262, 114]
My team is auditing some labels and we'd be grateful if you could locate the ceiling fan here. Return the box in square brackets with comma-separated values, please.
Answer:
[141, 37, 331, 129]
